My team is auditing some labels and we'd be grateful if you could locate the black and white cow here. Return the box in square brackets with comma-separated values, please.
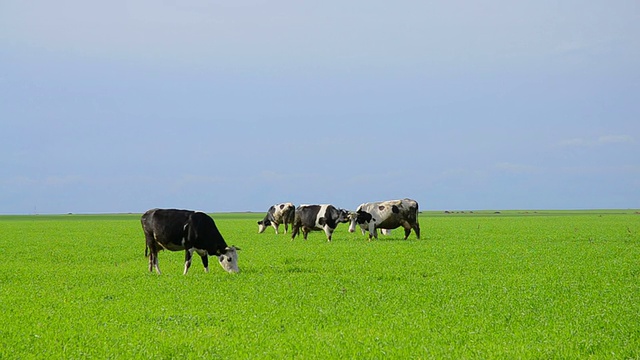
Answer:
[141, 208, 240, 274]
[349, 198, 421, 240]
[257, 202, 295, 234]
[291, 204, 351, 242]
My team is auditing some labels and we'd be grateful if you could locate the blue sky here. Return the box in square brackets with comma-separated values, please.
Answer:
[1, 0, 639, 214]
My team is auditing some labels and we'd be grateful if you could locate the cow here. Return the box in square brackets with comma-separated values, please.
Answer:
[291, 204, 351, 242]
[349, 198, 420, 240]
[141, 208, 240, 274]
[257, 202, 295, 234]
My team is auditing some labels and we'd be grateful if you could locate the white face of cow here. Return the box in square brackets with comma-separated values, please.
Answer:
[349, 212, 356, 232]
[348, 212, 358, 233]
[218, 246, 240, 273]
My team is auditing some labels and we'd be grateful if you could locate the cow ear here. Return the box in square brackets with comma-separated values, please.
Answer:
[227, 245, 241, 251]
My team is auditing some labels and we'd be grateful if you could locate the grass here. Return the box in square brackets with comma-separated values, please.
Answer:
[0, 210, 638, 358]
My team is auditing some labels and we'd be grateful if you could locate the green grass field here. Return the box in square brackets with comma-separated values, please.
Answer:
[1, 210, 638, 358]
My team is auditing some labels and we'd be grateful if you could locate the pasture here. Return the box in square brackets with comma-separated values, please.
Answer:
[1, 210, 638, 358]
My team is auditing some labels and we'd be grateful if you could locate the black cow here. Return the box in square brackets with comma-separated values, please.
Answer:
[257, 202, 295, 234]
[141, 208, 240, 274]
[291, 204, 350, 241]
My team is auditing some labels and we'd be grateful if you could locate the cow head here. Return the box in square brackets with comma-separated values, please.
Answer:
[348, 212, 357, 233]
[337, 208, 351, 224]
[349, 210, 373, 232]
[218, 246, 240, 273]
[257, 220, 271, 233]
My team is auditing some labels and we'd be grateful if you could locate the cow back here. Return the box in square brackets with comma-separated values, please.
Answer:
[142, 209, 193, 250]
[185, 211, 229, 256]
[295, 204, 348, 229]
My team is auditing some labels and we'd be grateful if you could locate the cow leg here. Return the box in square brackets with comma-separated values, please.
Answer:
[400, 221, 412, 240]
[303, 228, 309, 240]
[200, 255, 209, 273]
[272, 222, 279, 234]
[283, 221, 289, 234]
[153, 255, 161, 274]
[145, 236, 161, 273]
[183, 249, 194, 275]
[413, 222, 421, 239]
[291, 225, 299, 240]
[368, 223, 378, 241]
[149, 251, 161, 274]
[323, 225, 333, 242]
[146, 242, 161, 274]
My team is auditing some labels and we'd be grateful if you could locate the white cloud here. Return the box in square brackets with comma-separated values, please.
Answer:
[597, 135, 634, 144]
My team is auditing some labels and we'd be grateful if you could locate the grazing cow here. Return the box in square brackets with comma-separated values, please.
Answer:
[141, 208, 240, 274]
[291, 204, 351, 241]
[257, 202, 295, 234]
[349, 198, 420, 240]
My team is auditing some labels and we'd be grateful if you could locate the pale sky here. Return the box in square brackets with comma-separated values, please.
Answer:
[1, 0, 639, 214]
